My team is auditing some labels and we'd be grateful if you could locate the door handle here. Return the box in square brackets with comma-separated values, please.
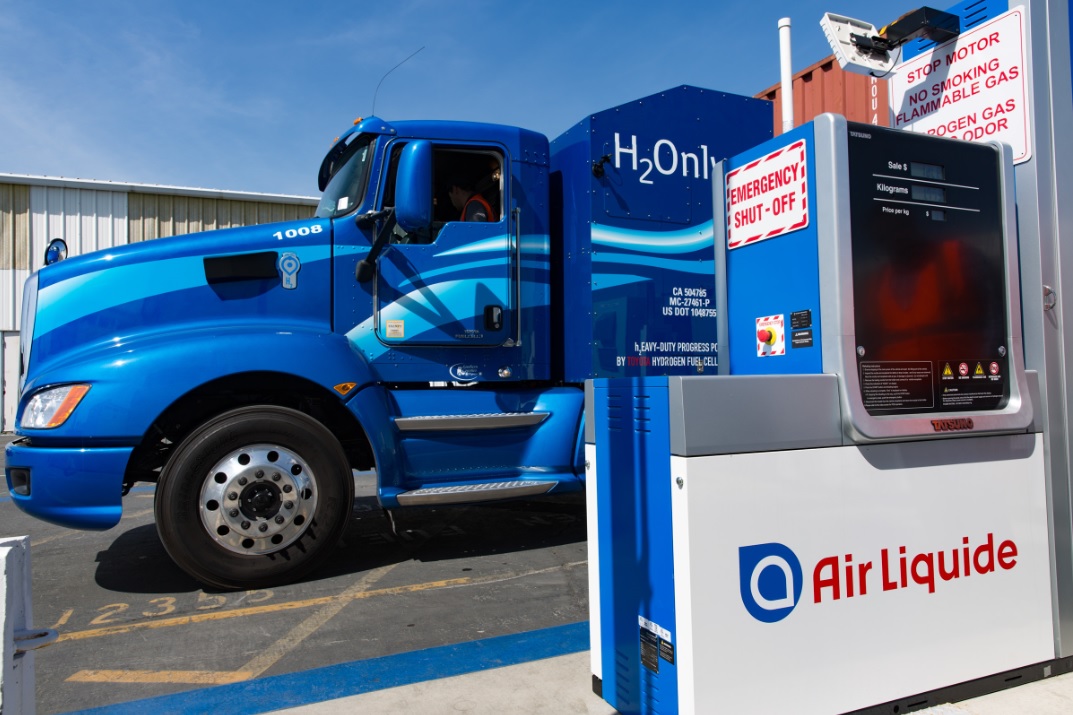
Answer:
[484, 305, 504, 331]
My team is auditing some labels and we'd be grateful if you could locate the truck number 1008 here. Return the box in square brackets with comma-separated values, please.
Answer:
[273, 225, 324, 240]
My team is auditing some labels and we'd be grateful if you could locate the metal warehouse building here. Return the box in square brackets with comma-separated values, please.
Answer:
[0, 173, 318, 430]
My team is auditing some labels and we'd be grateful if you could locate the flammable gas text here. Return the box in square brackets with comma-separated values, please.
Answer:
[812, 533, 1016, 603]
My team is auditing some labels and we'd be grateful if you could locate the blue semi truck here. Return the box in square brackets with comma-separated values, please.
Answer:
[4, 86, 772, 588]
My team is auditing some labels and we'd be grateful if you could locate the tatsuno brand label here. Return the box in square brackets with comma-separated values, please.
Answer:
[932, 418, 975, 432]
[740, 533, 1019, 623]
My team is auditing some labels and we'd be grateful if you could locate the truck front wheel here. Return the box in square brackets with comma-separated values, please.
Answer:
[155, 405, 354, 589]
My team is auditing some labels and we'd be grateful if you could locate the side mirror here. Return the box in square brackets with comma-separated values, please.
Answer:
[396, 140, 432, 232]
[44, 238, 68, 266]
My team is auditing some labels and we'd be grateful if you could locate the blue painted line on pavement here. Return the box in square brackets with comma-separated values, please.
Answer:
[64, 620, 590, 715]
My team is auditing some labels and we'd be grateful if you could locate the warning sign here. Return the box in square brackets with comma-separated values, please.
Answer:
[889, 7, 1030, 163]
[860, 361, 934, 411]
[726, 140, 809, 249]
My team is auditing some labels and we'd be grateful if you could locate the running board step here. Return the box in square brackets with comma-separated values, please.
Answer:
[396, 481, 557, 506]
[394, 412, 549, 432]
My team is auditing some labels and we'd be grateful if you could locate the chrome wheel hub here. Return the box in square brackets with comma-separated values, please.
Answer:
[198, 444, 318, 555]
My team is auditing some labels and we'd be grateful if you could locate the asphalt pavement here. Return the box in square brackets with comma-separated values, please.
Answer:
[0, 439, 590, 714]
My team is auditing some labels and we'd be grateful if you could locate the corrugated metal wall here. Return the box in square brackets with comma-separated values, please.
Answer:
[0, 184, 30, 271]
[1, 184, 37, 339]
[2, 183, 32, 430]
[31, 185, 128, 270]
[756, 56, 891, 135]
[128, 194, 314, 242]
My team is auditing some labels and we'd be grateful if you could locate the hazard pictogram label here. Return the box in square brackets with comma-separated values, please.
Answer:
[974, 363, 985, 376]
[943, 363, 953, 377]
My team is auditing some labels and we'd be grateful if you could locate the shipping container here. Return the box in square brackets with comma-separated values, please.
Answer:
[756, 55, 891, 134]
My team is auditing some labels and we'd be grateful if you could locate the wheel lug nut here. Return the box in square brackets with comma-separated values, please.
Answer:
[259, 523, 269, 532]
[284, 501, 294, 510]
[272, 473, 281, 482]
[228, 492, 238, 501]
[238, 477, 248, 486]
[241, 521, 251, 530]
[256, 470, 264, 479]
[275, 515, 285, 524]
[229, 509, 239, 518]
[283, 485, 293, 493]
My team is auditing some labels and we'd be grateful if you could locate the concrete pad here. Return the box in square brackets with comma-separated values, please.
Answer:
[267, 651, 616, 715]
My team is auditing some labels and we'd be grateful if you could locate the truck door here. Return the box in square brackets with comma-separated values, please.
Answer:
[374, 142, 514, 347]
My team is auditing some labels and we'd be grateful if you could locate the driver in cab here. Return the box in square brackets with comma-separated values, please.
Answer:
[447, 174, 493, 222]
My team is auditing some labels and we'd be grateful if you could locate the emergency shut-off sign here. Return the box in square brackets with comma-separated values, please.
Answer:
[726, 139, 810, 249]
[890, 7, 1030, 163]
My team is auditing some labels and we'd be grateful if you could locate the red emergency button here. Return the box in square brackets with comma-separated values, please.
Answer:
[758, 328, 776, 345]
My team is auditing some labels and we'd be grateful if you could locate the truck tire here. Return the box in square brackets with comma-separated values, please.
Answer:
[155, 405, 354, 590]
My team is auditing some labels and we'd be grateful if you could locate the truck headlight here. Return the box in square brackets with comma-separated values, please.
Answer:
[22, 384, 91, 429]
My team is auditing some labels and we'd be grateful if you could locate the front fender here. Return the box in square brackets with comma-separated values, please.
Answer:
[17, 326, 375, 442]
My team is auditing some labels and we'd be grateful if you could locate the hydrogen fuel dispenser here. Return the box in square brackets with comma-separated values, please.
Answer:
[588, 115, 1053, 714]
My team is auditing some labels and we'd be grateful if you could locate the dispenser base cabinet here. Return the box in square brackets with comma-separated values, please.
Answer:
[591, 424, 1053, 714]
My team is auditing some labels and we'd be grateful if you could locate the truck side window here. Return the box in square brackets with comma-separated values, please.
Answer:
[383, 144, 503, 244]
[436, 149, 502, 225]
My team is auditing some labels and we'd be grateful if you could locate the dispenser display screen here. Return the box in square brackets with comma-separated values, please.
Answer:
[847, 124, 1009, 415]
[910, 161, 945, 181]
[911, 184, 946, 203]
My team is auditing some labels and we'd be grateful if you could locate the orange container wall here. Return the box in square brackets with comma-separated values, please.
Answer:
[757, 56, 891, 135]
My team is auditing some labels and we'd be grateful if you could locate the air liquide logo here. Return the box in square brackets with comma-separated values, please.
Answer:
[738, 543, 803, 623]
[739, 534, 1020, 623]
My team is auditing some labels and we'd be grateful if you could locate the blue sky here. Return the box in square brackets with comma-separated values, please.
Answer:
[0, 0, 918, 197]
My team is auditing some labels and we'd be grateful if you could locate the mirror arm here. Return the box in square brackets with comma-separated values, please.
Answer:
[356, 208, 397, 282]
[355, 208, 393, 228]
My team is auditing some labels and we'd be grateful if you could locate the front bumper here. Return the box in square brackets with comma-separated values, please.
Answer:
[5, 438, 133, 529]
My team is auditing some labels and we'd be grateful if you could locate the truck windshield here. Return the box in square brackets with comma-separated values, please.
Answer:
[316, 134, 374, 218]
